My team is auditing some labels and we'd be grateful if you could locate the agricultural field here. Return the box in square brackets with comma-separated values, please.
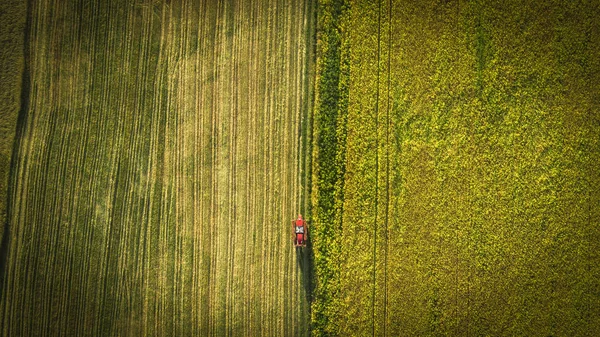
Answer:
[0, 0, 315, 336]
[2, 0, 600, 336]
[311, 0, 600, 336]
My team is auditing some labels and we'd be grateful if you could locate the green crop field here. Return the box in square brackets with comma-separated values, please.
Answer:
[311, 0, 600, 335]
[0, 0, 315, 335]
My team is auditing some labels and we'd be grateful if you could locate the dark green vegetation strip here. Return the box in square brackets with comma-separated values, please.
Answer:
[311, 0, 600, 335]
[0, 0, 315, 335]
[0, 0, 27, 252]
[310, 0, 349, 334]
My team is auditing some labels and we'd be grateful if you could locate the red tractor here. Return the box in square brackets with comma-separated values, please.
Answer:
[293, 214, 308, 247]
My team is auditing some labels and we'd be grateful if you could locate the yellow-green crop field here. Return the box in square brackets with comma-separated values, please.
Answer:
[311, 0, 600, 335]
[0, 0, 314, 335]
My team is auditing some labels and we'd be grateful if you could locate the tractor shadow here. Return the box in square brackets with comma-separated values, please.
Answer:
[295, 239, 314, 306]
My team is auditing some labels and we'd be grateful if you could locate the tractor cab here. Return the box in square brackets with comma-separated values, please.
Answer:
[293, 214, 307, 247]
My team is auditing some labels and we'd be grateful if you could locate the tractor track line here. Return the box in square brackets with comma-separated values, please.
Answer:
[248, 3, 259, 331]
[210, 2, 222, 333]
[245, 3, 255, 332]
[372, 0, 382, 335]
[192, 2, 204, 332]
[228, 5, 240, 334]
[198, 0, 210, 332]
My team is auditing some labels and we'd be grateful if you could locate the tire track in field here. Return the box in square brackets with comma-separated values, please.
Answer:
[372, 0, 382, 335]
[0, 0, 314, 336]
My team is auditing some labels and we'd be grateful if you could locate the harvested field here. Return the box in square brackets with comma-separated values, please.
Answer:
[0, 0, 315, 336]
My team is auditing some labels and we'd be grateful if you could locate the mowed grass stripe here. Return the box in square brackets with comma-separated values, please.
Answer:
[247, 2, 260, 331]
[57, 2, 85, 331]
[197, 0, 216, 334]
[2, 0, 314, 335]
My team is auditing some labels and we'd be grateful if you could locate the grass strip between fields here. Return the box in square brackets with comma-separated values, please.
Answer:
[310, 0, 349, 334]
